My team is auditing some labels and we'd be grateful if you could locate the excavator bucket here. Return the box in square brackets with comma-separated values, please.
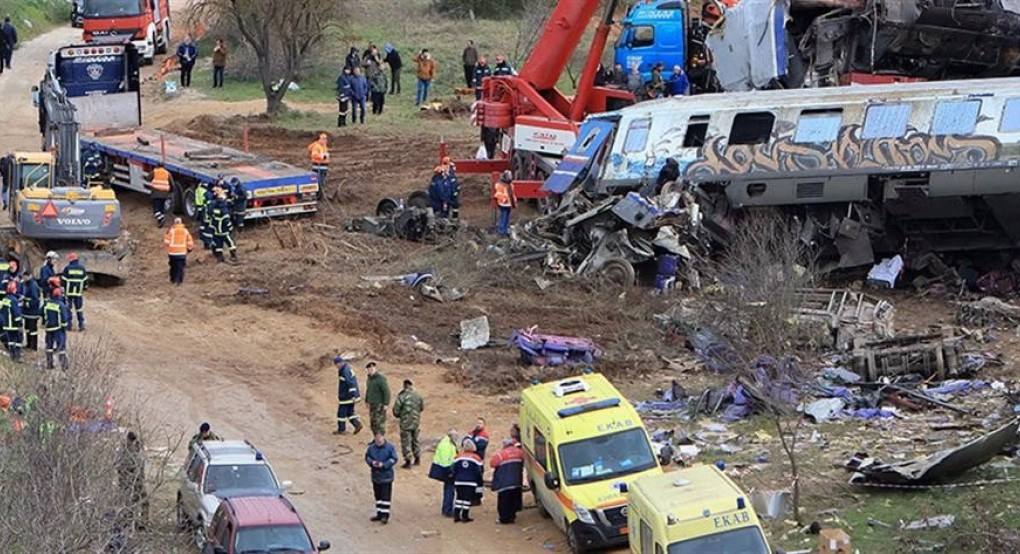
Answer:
[0, 227, 132, 286]
[57, 248, 131, 286]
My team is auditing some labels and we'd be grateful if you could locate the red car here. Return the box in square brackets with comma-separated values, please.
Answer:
[202, 495, 331, 554]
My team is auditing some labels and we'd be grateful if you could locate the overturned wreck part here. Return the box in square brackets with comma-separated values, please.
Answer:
[850, 331, 963, 381]
[589, 75, 1020, 268]
[709, 0, 1020, 91]
[794, 288, 895, 350]
[347, 197, 459, 242]
[849, 418, 1019, 487]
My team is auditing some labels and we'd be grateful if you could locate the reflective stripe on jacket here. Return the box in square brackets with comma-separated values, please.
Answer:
[164, 224, 194, 256]
[452, 452, 483, 487]
[62, 262, 87, 297]
[43, 299, 69, 331]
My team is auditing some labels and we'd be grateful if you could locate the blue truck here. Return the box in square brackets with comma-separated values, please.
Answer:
[614, 0, 686, 82]
[41, 43, 319, 223]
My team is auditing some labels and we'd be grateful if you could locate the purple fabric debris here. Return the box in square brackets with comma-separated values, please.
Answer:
[927, 380, 988, 396]
[508, 328, 605, 367]
[851, 408, 896, 419]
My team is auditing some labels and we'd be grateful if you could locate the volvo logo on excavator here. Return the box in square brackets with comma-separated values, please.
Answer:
[56, 218, 93, 226]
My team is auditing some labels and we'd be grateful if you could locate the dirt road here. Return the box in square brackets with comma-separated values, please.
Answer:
[1, 25, 566, 554]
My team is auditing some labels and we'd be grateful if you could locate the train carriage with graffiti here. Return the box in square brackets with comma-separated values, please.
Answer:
[562, 77, 1020, 267]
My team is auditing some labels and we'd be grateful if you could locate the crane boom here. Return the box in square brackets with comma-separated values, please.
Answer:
[518, 0, 603, 91]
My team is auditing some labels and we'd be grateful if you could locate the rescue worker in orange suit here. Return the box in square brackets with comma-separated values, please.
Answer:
[334, 356, 364, 435]
[44, 287, 70, 370]
[61, 253, 87, 331]
[493, 170, 516, 237]
[149, 166, 171, 227]
[20, 270, 40, 351]
[0, 280, 23, 361]
[490, 437, 525, 524]
[307, 133, 329, 201]
[452, 438, 483, 523]
[164, 217, 195, 285]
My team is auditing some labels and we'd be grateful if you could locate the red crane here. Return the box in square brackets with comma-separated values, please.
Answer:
[440, 0, 634, 199]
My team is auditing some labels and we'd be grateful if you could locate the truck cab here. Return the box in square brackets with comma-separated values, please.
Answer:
[628, 465, 773, 554]
[615, 0, 686, 82]
[520, 372, 663, 553]
[81, 0, 171, 64]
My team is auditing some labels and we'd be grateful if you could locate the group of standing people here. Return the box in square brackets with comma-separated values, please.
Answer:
[192, 176, 244, 263]
[0, 251, 84, 369]
[429, 419, 523, 524]
[596, 61, 690, 99]
[333, 357, 521, 525]
[337, 44, 393, 126]
[461, 41, 515, 100]
[174, 34, 228, 89]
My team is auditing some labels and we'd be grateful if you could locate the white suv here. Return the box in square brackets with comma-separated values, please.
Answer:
[176, 440, 292, 547]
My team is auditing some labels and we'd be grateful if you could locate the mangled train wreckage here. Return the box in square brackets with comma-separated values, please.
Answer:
[539, 75, 1020, 274]
[709, 0, 1020, 91]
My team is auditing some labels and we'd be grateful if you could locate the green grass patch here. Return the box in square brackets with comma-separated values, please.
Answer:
[0, 0, 71, 42]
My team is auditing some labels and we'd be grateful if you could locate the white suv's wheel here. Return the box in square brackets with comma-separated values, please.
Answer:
[175, 495, 188, 530]
[193, 518, 205, 548]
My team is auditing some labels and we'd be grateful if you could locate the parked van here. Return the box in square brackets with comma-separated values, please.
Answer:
[628, 465, 772, 554]
[520, 372, 663, 553]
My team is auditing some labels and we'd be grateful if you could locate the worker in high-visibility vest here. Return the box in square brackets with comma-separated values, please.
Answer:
[194, 181, 213, 250]
[43, 287, 70, 370]
[307, 133, 329, 201]
[0, 280, 23, 362]
[210, 191, 237, 263]
[149, 166, 171, 227]
[492, 170, 516, 237]
[163, 217, 195, 285]
[61, 253, 87, 332]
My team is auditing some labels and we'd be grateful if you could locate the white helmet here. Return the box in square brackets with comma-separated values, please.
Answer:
[45, 251, 58, 260]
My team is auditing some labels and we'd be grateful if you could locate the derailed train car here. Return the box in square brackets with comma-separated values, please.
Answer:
[552, 76, 1020, 268]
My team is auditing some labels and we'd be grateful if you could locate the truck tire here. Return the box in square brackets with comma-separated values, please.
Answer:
[175, 494, 188, 531]
[407, 190, 430, 211]
[567, 525, 586, 554]
[183, 187, 198, 220]
[171, 178, 185, 215]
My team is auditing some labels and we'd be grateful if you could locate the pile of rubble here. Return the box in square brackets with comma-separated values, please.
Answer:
[506, 185, 707, 287]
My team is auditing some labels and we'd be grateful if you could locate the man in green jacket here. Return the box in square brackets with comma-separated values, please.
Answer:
[365, 362, 391, 436]
[392, 379, 425, 468]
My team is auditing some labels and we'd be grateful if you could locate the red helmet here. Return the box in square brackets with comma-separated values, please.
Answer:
[67, 253, 79, 262]
[52, 287, 63, 297]
[48, 276, 61, 288]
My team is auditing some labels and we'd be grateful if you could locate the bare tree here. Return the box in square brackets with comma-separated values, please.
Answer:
[190, 0, 346, 116]
[0, 335, 183, 552]
[511, 0, 555, 69]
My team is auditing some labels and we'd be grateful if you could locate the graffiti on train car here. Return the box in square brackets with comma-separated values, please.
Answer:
[685, 124, 1002, 179]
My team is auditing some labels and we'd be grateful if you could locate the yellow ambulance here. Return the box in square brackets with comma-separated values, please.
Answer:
[520, 372, 664, 553]
[628, 465, 773, 554]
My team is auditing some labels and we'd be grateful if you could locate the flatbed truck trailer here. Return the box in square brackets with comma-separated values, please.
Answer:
[44, 42, 319, 222]
[80, 129, 319, 222]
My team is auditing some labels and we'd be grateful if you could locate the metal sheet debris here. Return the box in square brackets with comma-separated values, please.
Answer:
[459, 316, 490, 351]
[849, 418, 1020, 486]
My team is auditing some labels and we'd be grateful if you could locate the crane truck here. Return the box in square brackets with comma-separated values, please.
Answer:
[442, 0, 635, 201]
